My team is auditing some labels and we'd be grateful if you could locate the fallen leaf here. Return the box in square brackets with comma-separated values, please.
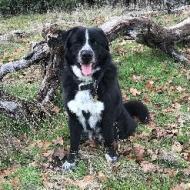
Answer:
[140, 161, 157, 173]
[130, 88, 141, 96]
[75, 175, 96, 189]
[52, 147, 66, 160]
[52, 137, 64, 145]
[31, 140, 51, 150]
[133, 144, 145, 162]
[146, 149, 158, 161]
[163, 168, 177, 177]
[172, 141, 183, 153]
[51, 105, 61, 113]
[145, 80, 154, 89]
[182, 167, 190, 177]
[172, 102, 181, 110]
[97, 171, 107, 182]
[11, 177, 20, 190]
[132, 75, 141, 82]
[42, 141, 52, 149]
[33, 140, 44, 148]
[182, 152, 190, 162]
[42, 149, 54, 158]
[176, 86, 185, 93]
[150, 128, 177, 140]
[0, 166, 19, 185]
[150, 128, 167, 139]
[172, 183, 190, 190]
[122, 147, 132, 156]
[83, 140, 97, 148]
[41, 162, 51, 170]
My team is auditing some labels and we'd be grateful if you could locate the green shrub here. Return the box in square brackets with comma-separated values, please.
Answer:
[0, 0, 82, 15]
[0, 0, 189, 16]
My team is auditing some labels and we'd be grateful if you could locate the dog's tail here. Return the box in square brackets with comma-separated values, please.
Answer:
[124, 100, 150, 124]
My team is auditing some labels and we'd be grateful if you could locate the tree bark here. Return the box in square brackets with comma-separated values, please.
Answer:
[100, 16, 190, 63]
[0, 41, 49, 80]
[0, 90, 52, 124]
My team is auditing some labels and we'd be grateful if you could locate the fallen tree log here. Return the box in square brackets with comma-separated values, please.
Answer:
[0, 41, 49, 80]
[0, 90, 52, 123]
[36, 54, 59, 105]
[100, 16, 190, 63]
[0, 13, 190, 122]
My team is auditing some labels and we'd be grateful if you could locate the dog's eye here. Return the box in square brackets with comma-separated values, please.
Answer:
[71, 41, 81, 49]
[90, 39, 98, 46]
[73, 41, 80, 46]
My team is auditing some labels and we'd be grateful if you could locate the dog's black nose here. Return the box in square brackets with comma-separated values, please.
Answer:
[81, 50, 93, 63]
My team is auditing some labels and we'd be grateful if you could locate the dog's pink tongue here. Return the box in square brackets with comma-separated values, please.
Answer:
[81, 64, 92, 76]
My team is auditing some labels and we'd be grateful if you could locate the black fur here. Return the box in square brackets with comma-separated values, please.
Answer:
[124, 100, 150, 124]
[58, 26, 149, 167]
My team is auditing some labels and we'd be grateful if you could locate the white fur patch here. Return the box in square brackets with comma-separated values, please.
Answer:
[67, 90, 104, 131]
[62, 161, 75, 170]
[77, 29, 96, 64]
[105, 154, 118, 163]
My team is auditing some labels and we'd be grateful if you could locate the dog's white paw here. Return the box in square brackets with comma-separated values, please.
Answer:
[105, 154, 118, 163]
[62, 161, 75, 170]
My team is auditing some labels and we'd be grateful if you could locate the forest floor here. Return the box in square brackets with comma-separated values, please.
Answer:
[0, 6, 190, 190]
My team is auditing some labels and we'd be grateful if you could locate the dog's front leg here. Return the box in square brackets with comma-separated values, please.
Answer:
[62, 116, 83, 170]
[102, 116, 118, 163]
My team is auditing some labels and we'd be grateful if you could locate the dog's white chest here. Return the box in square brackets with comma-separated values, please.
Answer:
[67, 90, 104, 130]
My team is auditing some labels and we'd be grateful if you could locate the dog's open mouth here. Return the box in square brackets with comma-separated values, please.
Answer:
[81, 63, 93, 76]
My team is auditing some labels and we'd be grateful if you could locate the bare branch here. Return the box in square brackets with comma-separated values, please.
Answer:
[100, 16, 190, 64]
[0, 90, 50, 123]
[167, 17, 190, 41]
[0, 41, 49, 80]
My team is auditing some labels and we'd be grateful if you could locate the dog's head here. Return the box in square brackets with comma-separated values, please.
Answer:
[63, 27, 110, 78]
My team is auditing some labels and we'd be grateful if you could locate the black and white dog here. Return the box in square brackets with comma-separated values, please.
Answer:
[57, 26, 149, 170]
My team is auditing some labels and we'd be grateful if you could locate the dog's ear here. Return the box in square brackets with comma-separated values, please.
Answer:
[62, 28, 74, 50]
[63, 26, 82, 49]
[96, 28, 110, 51]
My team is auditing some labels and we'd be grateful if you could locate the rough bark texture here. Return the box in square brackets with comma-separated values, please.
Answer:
[0, 90, 50, 123]
[36, 54, 59, 105]
[0, 41, 49, 80]
[100, 16, 190, 63]
[0, 12, 190, 122]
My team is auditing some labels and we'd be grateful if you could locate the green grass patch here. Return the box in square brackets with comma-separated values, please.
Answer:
[3, 81, 40, 100]
[12, 166, 42, 190]
[67, 160, 88, 179]
[0, 167, 42, 190]
[1, 182, 13, 190]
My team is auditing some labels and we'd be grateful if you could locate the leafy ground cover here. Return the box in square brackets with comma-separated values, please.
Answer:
[0, 6, 190, 190]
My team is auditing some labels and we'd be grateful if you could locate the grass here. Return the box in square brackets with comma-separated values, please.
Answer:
[0, 6, 190, 190]
[3, 81, 40, 100]
[1, 166, 42, 190]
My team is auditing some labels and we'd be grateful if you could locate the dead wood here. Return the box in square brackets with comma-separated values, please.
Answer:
[0, 90, 51, 123]
[0, 41, 49, 80]
[100, 16, 190, 63]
